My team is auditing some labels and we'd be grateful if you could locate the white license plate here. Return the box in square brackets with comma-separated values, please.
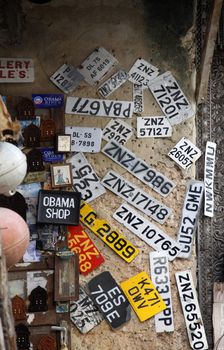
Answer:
[128, 58, 159, 88]
[50, 64, 84, 93]
[102, 140, 176, 197]
[66, 96, 133, 119]
[137, 116, 172, 138]
[177, 181, 204, 259]
[175, 270, 208, 350]
[98, 69, 129, 98]
[77, 47, 118, 86]
[0, 58, 34, 83]
[113, 203, 180, 260]
[133, 84, 144, 113]
[102, 170, 172, 224]
[148, 71, 194, 125]
[65, 126, 102, 153]
[67, 153, 106, 202]
[204, 141, 216, 217]
[150, 251, 174, 332]
[168, 137, 202, 169]
[102, 119, 133, 145]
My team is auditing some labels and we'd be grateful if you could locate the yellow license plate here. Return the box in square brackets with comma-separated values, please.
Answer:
[120, 271, 166, 321]
[80, 201, 138, 263]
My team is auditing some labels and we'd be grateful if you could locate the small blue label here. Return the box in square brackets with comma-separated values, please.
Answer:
[40, 148, 64, 162]
[32, 94, 64, 108]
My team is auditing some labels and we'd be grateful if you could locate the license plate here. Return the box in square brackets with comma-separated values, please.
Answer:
[175, 270, 208, 350]
[0, 58, 34, 83]
[88, 271, 131, 329]
[137, 116, 172, 138]
[148, 71, 194, 125]
[98, 69, 129, 98]
[79, 201, 138, 263]
[65, 96, 133, 119]
[102, 119, 133, 145]
[77, 47, 118, 86]
[50, 64, 84, 93]
[120, 271, 166, 322]
[133, 84, 144, 113]
[70, 287, 103, 333]
[68, 225, 104, 275]
[113, 203, 180, 260]
[65, 126, 102, 153]
[102, 170, 172, 224]
[168, 137, 202, 169]
[150, 251, 174, 332]
[67, 152, 106, 202]
[204, 141, 216, 217]
[128, 58, 159, 88]
[102, 140, 175, 197]
[177, 181, 204, 259]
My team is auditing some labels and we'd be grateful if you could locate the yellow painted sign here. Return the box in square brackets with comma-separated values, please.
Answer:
[120, 271, 166, 321]
[79, 201, 138, 263]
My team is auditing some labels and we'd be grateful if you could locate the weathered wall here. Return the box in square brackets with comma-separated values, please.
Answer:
[0, 1, 196, 349]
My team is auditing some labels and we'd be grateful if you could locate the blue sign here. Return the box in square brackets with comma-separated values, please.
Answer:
[32, 94, 64, 108]
[40, 148, 64, 162]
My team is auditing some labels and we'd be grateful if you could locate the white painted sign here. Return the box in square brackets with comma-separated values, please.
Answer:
[175, 270, 208, 350]
[102, 119, 133, 145]
[168, 137, 202, 169]
[102, 140, 176, 197]
[0, 58, 34, 82]
[67, 152, 106, 202]
[128, 58, 159, 88]
[102, 170, 172, 224]
[98, 69, 129, 97]
[148, 71, 194, 125]
[137, 116, 172, 138]
[66, 96, 133, 119]
[77, 47, 118, 86]
[113, 203, 180, 260]
[50, 64, 84, 93]
[133, 84, 144, 113]
[150, 251, 174, 332]
[177, 181, 204, 259]
[65, 126, 102, 153]
[204, 141, 216, 217]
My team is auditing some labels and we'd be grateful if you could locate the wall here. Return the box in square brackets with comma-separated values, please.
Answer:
[0, 1, 196, 349]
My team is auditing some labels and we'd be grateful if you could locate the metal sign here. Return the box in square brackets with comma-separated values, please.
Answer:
[50, 63, 84, 93]
[102, 170, 172, 224]
[102, 140, 176, 197]
[67, 152, 106, 202]
[177, 181, 204, 259]
[113, 203, 181, 261]
[128, 58, 159, 88]
[150, 251, 174, 332]
[0, 58, 34, 82]
[79, 201, 139, 263]
[70, 287, 103, 334]
[102, 119, 133, 145]
[65, 96, 133, 119]
[148, 71, 194, 125]
[204, 141, 216, 217]
[65, 126, 102, 153]
[137, 116, 172, 138]
[175, 270, 208, 350]
[98, 69, 129, 98]
[37, 190, 81, 225]
[133, 84, 144, 113]
[120, 271, 166, 322]
[68, 224, 104, 275]
[88, 271, 131, 330]
[77, 47, 118, 86]
[32, 94, 64, 108]
[40, 147, 64, 163]
[168, 137, 202, 169]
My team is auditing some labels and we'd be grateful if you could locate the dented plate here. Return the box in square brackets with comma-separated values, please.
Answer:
[98, 69, 128, 97]
[50, 64, 83, 93]
[128, 58, 159, 88]
[102, 119, 133, 145]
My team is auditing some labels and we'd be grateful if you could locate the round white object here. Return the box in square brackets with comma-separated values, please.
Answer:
[0, 142, 27, 196]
